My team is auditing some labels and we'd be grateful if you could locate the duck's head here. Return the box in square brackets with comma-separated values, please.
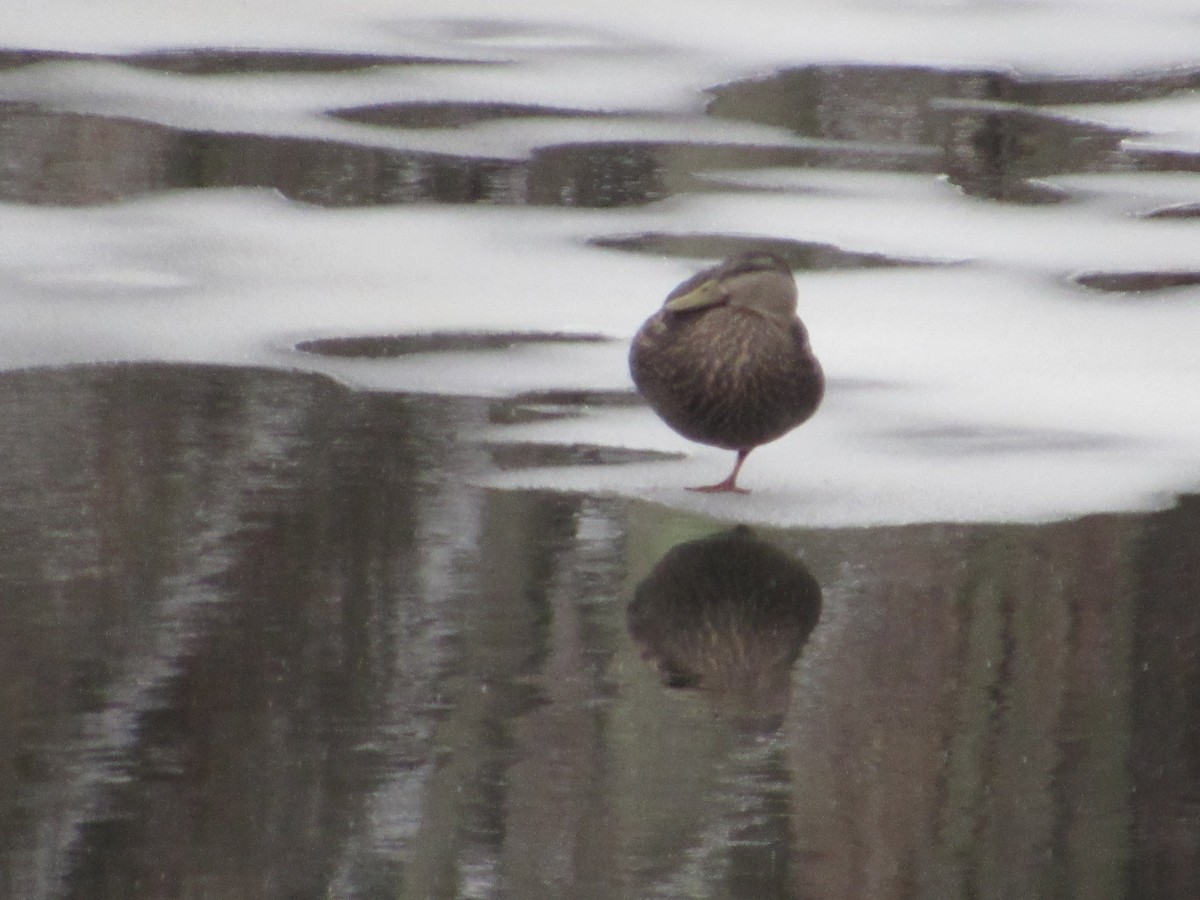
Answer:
[663, 252, 797, 328]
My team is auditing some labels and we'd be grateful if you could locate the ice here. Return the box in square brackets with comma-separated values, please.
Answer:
[7, 0, 1200, 76]
[0, 58, 747, 157]
[1, 0, 1199, 526]
[0, 191, 656, 367]
[3, 172, 1196, 526]
[1041, 173, 1200, 215]
[474, 264, 1200, 526]
[7, 0, 1200, 130]
[1052, 93, 1200, 155]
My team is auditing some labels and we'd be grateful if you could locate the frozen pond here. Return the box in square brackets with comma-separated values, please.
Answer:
[1, 1, 1199, 897]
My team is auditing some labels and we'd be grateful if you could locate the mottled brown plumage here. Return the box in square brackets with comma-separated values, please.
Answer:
[629, 252, 824, 492]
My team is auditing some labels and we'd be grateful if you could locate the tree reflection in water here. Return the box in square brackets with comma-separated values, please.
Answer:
[0, 364, 1197, 899]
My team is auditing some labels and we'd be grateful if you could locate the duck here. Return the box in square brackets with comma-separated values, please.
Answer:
[629, 251, 824, 493]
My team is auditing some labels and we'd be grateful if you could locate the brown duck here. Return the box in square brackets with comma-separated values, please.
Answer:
[629, 252, 824, 493]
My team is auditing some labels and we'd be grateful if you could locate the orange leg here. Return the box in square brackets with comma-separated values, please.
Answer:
[687, 449, 751, 494]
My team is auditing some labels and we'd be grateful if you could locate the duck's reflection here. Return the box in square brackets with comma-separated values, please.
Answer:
[628, 526, 822, 727]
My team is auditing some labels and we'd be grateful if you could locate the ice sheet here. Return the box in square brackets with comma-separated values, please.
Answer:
[6, 0, 1200, 77]
[1051, 93, 1200, 155]
[1, 175, 1197, 526]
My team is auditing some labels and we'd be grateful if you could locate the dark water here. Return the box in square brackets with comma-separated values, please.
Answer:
[1, 49, 1199, 899]
[1, 364, 1197, 899]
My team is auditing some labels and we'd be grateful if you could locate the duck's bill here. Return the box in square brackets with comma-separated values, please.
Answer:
[664, 279, 724, 312]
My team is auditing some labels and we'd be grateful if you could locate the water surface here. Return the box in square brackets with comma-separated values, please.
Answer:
[1, 364, 1197, 899]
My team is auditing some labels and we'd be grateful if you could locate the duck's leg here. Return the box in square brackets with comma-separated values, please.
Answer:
[688, 449, 751, 494]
